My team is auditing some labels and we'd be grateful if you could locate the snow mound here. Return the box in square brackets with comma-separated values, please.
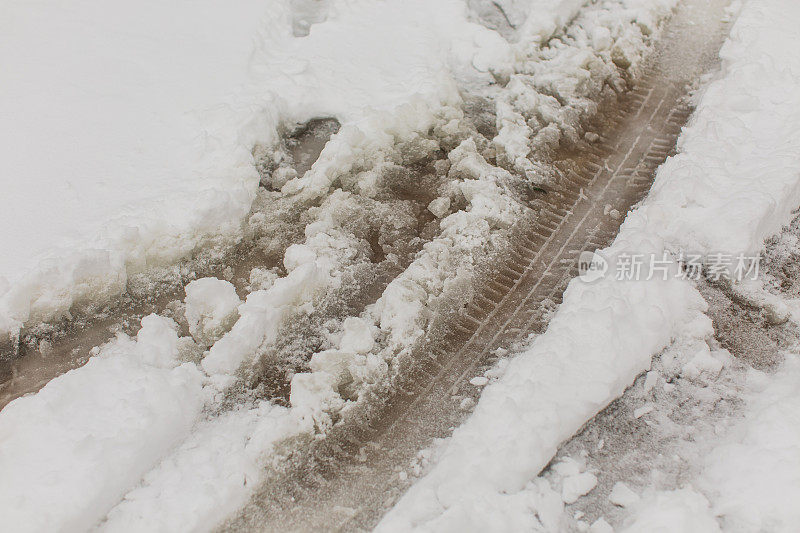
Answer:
[0, 315, 206, 532]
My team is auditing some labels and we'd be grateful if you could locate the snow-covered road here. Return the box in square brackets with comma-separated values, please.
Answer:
[230, 2, 732, 527]
[380, 0, 800, 530]
[3, 0, 800, 531]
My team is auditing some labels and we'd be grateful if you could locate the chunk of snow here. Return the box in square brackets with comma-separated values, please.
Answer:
[427, 197, 451, 218]
[184, 277, 241, 348]
[202, 256, 335, 376]
[561, 472, 598, 504]
[340, 317, 374, 354]
[609, 481, 640, 507]
[643, 371, 659, 393]
[284, 244, 318, 273]
[589, 517, 613, 533]
[289, 371, 345, 428]
[590, 26, 613, 51]
[309, 350, 353, 387]
[621, 488, 720, 532]
[681, 346, 723, 380]
[134, 314, 181, 368]
[552, 457, 583, 478]
[633, 404, 654, 419]
[460, 397, 476, 410]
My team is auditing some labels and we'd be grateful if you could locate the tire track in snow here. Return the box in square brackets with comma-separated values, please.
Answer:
[227, 1, 733, 529]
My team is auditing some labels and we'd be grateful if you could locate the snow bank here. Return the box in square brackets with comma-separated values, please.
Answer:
[100, 400, 304, 533]
[0, 0, 275, 336]
[0, 315, 206, 532]
[646, 0, 800, 257]
[379, 0, 800, 529]
[622, 355, 800, 533]
[0, 0, 512, 339]
[377, 216, 708, 531]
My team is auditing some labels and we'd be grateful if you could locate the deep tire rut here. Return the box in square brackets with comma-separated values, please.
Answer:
[228, 0, 733, 530]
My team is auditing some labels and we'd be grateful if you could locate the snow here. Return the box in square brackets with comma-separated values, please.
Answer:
[621, 488, 720, 533]
[611, 340, 800, 532]
[609, 482, 640, 508]
[0, 315, 206, 532]
[201, 243, 337, 377]
[0, 0, 272, 336]
[92, 0, 676, 525]
[101, 399, 301, 533]
[646, 0, 800, 260]
[427, 197, 452, 219]
[339, 317, 375, 354]
[379, 0, 800, 529]
[0, 0, 535, 527]
[184, 278, 241, 348]
[4, 0, 800, 528]
[562, 472, 598, 504]
[632, 403, 655, 419]
[469, 376, 489, 386]
[0, 0, 513, 339]
[619, 2, 800, 526]
[697, 355, 800, 532]
[588, 518, 614, 533]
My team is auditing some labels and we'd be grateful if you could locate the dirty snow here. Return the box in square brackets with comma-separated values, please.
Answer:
[0, 0, 555, 529]
[379, 0, 800, 529]
[5, 0, 800, 530]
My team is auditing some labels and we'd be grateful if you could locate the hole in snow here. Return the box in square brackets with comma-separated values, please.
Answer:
[286, 117, 341, 177]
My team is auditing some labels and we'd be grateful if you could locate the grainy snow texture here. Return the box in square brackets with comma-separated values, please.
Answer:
[378, 0, 800, 530]
[696, 356, 800, 532]
[621, 1, 800, 527]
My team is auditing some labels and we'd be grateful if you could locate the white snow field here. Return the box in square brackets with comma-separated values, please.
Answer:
[378, 0, 800, 530]
[0, 0, 269, 336]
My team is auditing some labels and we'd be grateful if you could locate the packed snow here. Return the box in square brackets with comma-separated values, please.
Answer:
[0, 315, 206, 531]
